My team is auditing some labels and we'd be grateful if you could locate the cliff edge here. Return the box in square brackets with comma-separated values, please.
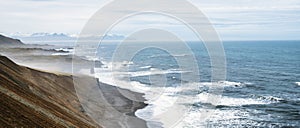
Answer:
[0, 34, 24, 45]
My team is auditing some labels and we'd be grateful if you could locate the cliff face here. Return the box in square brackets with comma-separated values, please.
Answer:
[0, 55, 148, 128]
[0, 34, 24, 45]
[0, 55, 98, 127]
[0, 35, 148, 127]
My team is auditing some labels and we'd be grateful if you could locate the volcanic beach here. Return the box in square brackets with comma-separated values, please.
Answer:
[0, 34, 148, 127]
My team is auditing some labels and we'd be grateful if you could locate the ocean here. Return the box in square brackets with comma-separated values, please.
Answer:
[9, 40, 299, 127]
[89, 40, 300, 127]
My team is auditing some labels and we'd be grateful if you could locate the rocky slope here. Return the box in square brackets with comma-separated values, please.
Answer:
[0, 55, 148, 127]
[0, 34, 24, 45]
[0, 55, 98, 127]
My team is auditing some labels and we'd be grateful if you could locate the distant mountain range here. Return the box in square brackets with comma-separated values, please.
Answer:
[12, 33, 74, 41]
[11, 32, 126, 42]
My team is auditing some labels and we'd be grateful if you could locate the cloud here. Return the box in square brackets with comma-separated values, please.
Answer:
[24, 0, 56, 1]
[0, 0, 299, 40]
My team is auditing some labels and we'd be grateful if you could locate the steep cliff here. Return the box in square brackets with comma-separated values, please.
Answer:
[0, 55, 98, 127]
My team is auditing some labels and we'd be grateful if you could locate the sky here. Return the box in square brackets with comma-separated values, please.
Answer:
[0, 0, 300, 40]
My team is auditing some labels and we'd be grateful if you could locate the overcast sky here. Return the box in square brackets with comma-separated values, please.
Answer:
[0, 0, 300, 40]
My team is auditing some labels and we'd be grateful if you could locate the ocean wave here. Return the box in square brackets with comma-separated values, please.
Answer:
[99, 61, 134, 70]
[54, 47, 73, 52]
[195, 81, 249, 88]
[182, 108, 252, 127]
[196, 92, 275, 107]
[51, 52, 72, 56]
[149, 53, 191, 58]
[180, 94, 285, 127]
[139, 65, 152, 69]
[128, 68, 189, 77]
[182, 108, 278, 128]
[93, 68, 148, 93]
[173, 54, 191, 57]
[50, 47, 74, 56]
[92, 61, 279, 127]
[138, 92, 281, 127]
[93, 66, 184, 126]
[82, 56, 100, 61]
[10, 47, 71, 54]
[251, 95, 284, 102]
[218, 81, 243, 87]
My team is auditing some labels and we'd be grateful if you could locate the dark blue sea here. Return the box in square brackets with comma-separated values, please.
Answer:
[90, 40, 300, 127]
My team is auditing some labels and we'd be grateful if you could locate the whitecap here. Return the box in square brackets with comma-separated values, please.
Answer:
[196, 92, 274, 107]
[127, 68, 189, 77]
[91, 61, 274, 128]
[51, 52, 72, 56]
[100, 61, 134, 70]
[218, 81, 243, 87]
[194, 81, 244, 87]
[139, 65, 152, 69]
[55, 48, 74, 52]
[256, 95, 284, 102]
[172, 54, 191, 57]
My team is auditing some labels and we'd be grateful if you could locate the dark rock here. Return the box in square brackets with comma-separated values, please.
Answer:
[0, 34, 24, 45]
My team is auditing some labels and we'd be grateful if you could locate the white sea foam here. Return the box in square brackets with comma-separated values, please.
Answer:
[173, 54, 191, 57]
[149, 54, 191, 58]
[190, 81, 245, 88]
[137, 91, 278, 128]
[256, 95, 284, 102]
[93, 69, 146, 93]
[218, 81, 243, 87]
[91, 61, 277, 128]
[181, 109, 253, 127]
[94, 68, 187, 128]
[196, 92, 276, 106]
[83, 56, 100, 61]
[55, 48, 74, 52]
[93, 62, 186, 127]
[177, 93, 281, 127]
[128, 68, 189, 77]
[100, 61, 134, 70]
[139, 65, 152, 69]
[51, 48, 74, 56]
[92, 66, 281, 108]
[51, 52, 72, 56]
[295, 82, 300, 86]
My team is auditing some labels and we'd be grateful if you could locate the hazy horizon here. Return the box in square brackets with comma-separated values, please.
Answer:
[0, 0, 300, 41]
